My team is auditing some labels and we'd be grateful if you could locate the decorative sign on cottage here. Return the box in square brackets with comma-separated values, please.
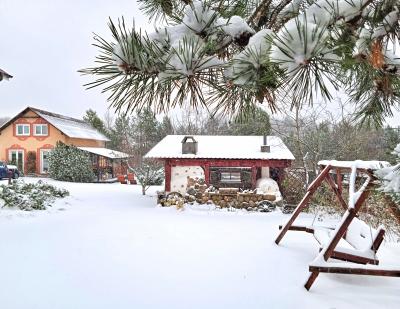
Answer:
[145, 135, 295, 194]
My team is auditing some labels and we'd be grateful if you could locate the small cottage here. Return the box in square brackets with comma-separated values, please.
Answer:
[0, 106, 130, 179]
[145, 135, 295, 194]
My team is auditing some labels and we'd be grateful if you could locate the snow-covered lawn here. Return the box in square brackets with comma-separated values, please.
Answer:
[0, 178, 399, 309]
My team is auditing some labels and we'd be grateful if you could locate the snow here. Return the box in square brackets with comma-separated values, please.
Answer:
[0, 177, 399, 308]
[35, 110, 109, 141]
[78, 147, 131, 159]
[256, 177, 282, 201]
[225, 29, 272, 85]
[270, 17, 335, 75]
[145, 135, 295, 160]
[318, 160, 390, 170]
[376, 144, 400, 195]
[217, 15, 255, 39]
[182, 0, 217, 34]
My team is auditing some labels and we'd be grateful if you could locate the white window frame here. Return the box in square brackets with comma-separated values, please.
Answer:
[220, 171, 241, 183]
[40, 149, 52, 174]
[34, 124, 48, 136]
[8, 149, 24, 172]
[16, 124, 30, 136]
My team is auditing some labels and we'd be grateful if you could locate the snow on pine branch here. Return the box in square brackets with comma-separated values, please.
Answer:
[82, 0, 400, 122]
[376, 144, 400, 203]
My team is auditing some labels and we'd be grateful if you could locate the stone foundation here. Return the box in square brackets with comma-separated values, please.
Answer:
[159, 176, 281, 212]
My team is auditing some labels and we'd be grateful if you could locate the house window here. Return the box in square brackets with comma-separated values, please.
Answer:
[34, 124, 48, 136]
[16, 124, 30, 136]
[220, 171, 241, 183]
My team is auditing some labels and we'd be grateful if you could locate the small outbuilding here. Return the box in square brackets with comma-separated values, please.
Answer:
[145, 135, 295, 194]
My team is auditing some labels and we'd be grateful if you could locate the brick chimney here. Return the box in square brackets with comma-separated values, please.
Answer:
[261, 135, 270, 153]
[181, 136, 198, 155]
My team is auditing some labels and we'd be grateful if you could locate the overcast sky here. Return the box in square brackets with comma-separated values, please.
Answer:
[0, 0, 149, 119]
[0, 0, 399, 126]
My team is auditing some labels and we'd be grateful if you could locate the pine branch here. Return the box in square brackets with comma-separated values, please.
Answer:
[248, 0, 273, 29]
[267, 0, 293, 30]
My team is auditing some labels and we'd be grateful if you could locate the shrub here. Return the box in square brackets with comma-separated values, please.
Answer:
[0, 180, 69, 211]
[48, 142, 95, 182]
[131, 160, 164, 195]
[26, 151, 37, 174]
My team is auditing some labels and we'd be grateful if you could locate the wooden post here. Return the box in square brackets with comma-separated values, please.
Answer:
[324, 174, 347, 211]
[204, 163, 210, 186]
[165, 161, 171, 192]
[304, 272, 319, 291]
[336, 168, 342, 195]
[275, 165, 332, 245]
[251, 166, 257, 189]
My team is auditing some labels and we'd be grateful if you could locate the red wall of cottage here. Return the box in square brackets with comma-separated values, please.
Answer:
[163, 158, 292, 192]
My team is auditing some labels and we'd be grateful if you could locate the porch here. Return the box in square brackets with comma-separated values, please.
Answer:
[78, 147, 131, 182]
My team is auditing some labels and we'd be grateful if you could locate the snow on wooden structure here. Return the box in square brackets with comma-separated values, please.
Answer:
[145, 135, 295, 194]
[275, 160, 400, 290]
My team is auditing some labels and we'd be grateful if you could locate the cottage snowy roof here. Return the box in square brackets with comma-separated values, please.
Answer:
[145, 135, 295, 160]
[78, 147, 131, 159]
[0, 107, 110, 141]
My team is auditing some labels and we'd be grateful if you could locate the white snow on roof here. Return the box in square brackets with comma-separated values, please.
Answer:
[78, 147, 131, 159]
[145, 135, 295, 160]
[35, 111, 110, 141]
[318, 160, 390, 170]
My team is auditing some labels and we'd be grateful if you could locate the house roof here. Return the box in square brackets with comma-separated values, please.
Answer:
[145, 135, 295, 160]
[78, 147, 131, 159]
[0, 107, 110, 141]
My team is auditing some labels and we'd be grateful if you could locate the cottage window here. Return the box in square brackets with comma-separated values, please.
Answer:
[16, 124, 30, 136]
[220, 171, 241, 183]
[34, 124, 48, 136]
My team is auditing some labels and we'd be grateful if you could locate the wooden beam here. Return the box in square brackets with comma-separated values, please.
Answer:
[167, 158, 292, 168]
[278, 225, 315, 234]
[204, 163, 210, 186]
[371, 229, 385, 252]
[165, 161, 171, 192]
[324, 174, 348, 211]
[331, 250, 379, 265]
[323, 182, 374, 261]
[304, 271, 319, 291]
[336, 168, 342, 194]
[309, 265, 400, 277]
[251, 166, 257, 189]
[275, 165, 332, 245]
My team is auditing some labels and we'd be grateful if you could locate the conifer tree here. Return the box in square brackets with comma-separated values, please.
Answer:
[81, 0, 400, 126]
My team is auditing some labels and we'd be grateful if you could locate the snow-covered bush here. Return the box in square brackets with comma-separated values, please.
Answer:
[131, 160, 164, 195]
[48, 142, 95, 183]
[376, 143, 400, 204]
[0, 180, 69, 211]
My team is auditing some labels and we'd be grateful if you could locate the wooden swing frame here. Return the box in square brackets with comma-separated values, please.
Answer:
[275, 161, 400, 290]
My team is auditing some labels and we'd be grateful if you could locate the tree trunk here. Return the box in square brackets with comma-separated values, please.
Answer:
[142, 185, 146, 195]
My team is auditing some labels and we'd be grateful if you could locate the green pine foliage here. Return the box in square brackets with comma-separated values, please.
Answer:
[0, 180, 69, 211]
[81, 0, 400, 126]
[229, 106, 271, 135]
[48, 142, 95, 183]
[83, 109, 109, 137]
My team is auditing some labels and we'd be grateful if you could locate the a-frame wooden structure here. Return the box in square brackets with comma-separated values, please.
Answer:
[275, 160, 400, 290]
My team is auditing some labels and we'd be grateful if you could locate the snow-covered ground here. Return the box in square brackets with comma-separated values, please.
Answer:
[0, 178, 399, 309]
